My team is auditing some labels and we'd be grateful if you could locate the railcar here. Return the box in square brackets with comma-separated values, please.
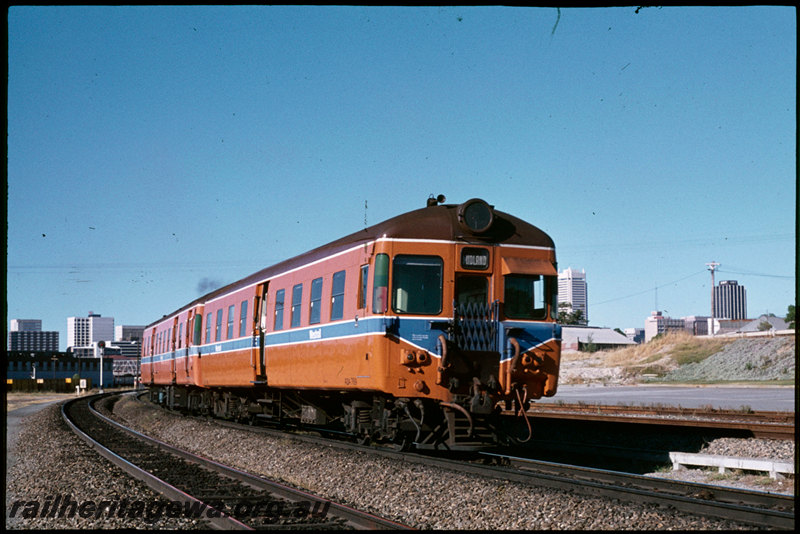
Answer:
[142, 196, 561, 450]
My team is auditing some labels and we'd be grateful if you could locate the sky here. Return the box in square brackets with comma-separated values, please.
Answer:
[7, 6, 796, 350]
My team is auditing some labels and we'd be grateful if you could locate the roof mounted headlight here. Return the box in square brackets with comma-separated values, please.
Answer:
[457, 198, 494, 234]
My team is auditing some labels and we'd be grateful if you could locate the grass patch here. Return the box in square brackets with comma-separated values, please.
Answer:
[599, 332, 735, 370]
[671, 338, 730, 366]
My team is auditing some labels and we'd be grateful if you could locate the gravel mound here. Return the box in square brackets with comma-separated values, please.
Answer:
[661, 337, 795, 382]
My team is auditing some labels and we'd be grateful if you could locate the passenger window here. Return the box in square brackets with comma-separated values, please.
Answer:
[215, 310, 223, 341]
[274, 289, 285, 331]
[373, 254, 389, 314]
[359, 264, 369, 310]
[331, 270, 346, 321]
[240, 300, 248, 337]
[291, 284, 303, 327]
[309, 278, 323, 324]
[227, 305, 235, 339]
[392, 255, 443, 315]
[504, 275, 547, 320]
[206, 313, 212, 343]
[178, 323, 183, 348]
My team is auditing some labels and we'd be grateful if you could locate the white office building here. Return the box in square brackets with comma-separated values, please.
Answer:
[67, 312, 115, 357]
[558, 267, 588, 325]
[10, 319, 42, 332]
[644, 311, 685, 342]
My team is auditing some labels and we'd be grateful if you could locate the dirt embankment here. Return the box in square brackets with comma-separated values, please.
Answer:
[559, 333, 795, 385]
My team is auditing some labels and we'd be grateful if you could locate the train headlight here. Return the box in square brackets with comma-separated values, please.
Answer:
[457, 198, 494, 234]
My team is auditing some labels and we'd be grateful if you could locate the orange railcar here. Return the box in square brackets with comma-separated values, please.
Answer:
[142, 197, 561, 449]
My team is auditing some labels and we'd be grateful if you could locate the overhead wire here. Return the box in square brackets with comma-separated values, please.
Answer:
[592, 270, 707, 307]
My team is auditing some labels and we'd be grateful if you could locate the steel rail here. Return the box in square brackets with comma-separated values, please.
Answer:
[132, 391, 793, 528]
[477, 452, 794, 530]
[62, 394, 248, 530]
[514, 403, 795, 439]
[67, 393, 412, 530]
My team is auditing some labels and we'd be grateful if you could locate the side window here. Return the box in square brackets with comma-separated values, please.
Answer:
[215, 310, 223, 341]
[239, 300, 248, 337]
[392, 255, 443, 315]
[331, 270, 346, 320]
[358, 264, 369, 310]
[291, 284, 303, 328]
[549, 276, 558, 320]
[309, 277, 323, 325]
[205, 313, 212, 343]
[178, 322, 183, 348]
[274, 289, 285, 331]
[372, 254, 389, 314]
[227, 305, 235, 339]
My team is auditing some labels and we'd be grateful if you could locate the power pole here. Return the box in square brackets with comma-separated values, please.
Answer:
[706, 261, 720, 335]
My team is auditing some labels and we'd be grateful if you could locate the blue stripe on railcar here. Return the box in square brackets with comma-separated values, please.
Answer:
[142, 317, 561, 365]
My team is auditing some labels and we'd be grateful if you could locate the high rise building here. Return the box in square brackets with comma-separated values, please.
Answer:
[8, 319, 59, 351]
[713, 280, 747, 320]
[558, 267, 588, 325]
[67, 312, 115, 357]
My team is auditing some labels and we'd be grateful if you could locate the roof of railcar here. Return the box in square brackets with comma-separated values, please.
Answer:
[146, 200, 555, 328]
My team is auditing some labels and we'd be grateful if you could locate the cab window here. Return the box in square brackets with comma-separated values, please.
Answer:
[455, 275, 488, 308]
[504, 274, 549, 320]
[392, 255, 443, 315]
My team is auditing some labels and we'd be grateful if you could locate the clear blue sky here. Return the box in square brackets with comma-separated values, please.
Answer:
[7, 6, 796, 350]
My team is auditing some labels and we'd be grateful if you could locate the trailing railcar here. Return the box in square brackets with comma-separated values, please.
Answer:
[142, 196, 561, 450]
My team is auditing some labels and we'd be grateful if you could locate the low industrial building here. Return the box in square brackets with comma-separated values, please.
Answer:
[561, 326, 636, 352]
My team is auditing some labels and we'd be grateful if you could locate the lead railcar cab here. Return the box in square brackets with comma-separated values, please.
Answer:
[142, 197, 561, 450]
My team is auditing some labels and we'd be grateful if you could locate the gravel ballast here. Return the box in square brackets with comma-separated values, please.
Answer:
[5, 403, 208, 530]
[6, 396, 792, 530]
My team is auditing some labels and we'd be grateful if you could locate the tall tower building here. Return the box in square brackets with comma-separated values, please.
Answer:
[67, 311, 115, 357]
[558, 267, 588, 325]
[713, 280, 747, 320]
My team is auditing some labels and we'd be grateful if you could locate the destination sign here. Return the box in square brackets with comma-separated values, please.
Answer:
[461, 247, 490, 270]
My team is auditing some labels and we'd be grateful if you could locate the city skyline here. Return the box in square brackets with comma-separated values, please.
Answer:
[9, 273, 787, 353]
[8, 7, 795, 350]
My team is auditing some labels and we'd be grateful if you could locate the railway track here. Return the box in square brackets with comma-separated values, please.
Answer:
[131, 392, 793, 529]
[477, 452, 795, 530]
[62, 393, 411, 530]
[521, 403, 795, 440]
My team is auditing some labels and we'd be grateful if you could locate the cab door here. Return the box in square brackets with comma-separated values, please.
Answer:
[454, 274, 498, 352]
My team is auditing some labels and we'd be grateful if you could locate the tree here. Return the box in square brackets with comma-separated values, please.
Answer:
[787, 304, 795, 329]
[558, 306, 585, 325]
